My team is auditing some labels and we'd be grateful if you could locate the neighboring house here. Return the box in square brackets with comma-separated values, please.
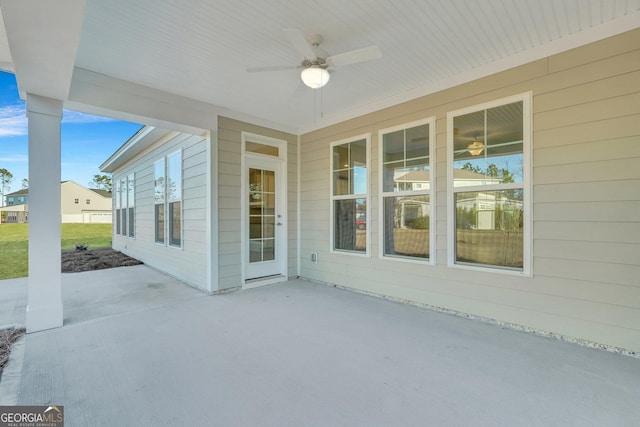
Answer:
[0, 181, 112, 223]
[4, 3, 639, 354]
[5, 188, 28, 206]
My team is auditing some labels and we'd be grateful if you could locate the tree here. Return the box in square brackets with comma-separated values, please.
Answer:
[90, 174, 112, 192]
[461, 162, 514, 184]
[0, 168, 13, 207]
[21, 178, 29, 189]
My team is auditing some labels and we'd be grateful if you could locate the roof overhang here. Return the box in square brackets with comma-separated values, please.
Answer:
[100, 125, 177, 173]
[0, 0, 85, 100]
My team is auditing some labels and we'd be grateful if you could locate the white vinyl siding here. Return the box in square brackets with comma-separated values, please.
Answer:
[111, 132, 208, 290]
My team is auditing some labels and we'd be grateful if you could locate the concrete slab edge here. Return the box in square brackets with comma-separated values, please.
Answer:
[299, 277, 640, 359]
[210, 286, 242, 295]
[0, 335, 25, 405]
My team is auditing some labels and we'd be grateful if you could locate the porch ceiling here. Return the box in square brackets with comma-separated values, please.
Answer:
[3, 1, 640, 133]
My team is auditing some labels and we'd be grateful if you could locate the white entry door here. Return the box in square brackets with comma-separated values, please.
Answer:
[244, 155, 286, 280]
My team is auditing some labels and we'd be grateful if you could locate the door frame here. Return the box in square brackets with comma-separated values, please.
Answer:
[240, 132, 288, 288]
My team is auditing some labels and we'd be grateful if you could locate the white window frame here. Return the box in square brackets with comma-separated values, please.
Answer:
[329, 133, 371, 257]
[446, 92, 532, 276]
[378, 117, 436, 264]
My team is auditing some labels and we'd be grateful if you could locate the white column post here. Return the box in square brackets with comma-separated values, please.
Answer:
[26, 94, 64, 333]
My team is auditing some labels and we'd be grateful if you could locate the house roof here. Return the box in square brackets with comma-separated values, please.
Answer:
[5, 188, 28, 197]
[395, 169, 492, 183]
[4, 181, 111, 198]
[1, 2, 638, 134]
[100, 126, 175, 173]
[89, 188, 111, 198]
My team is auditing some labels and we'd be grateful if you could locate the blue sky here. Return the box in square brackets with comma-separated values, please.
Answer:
[0, 71, 142, 193]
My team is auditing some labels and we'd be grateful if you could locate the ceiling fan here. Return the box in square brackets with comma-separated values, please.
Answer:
[247, 29, 382, 89]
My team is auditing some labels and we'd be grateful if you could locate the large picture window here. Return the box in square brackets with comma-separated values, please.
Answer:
[380, 118, 435, 262]
[331, 136, 369, 254]
[447, 93, 531, 274]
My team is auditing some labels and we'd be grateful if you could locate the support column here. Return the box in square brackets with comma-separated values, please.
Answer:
[26, 94, 63, 333]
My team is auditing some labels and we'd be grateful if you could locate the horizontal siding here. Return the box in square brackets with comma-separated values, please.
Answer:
[217, 117, 298, 288]
[299, 28, 640, 352]
[112, 132, 209, 291]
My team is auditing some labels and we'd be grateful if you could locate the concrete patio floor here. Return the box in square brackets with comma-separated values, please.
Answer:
[1, 265, 639, 426]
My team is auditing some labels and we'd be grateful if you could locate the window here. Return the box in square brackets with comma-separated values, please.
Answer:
[154, 151, 182, 247]
[114, 180, 121, 235]
[127, 173, 135, 238]
[154, 159, 165, 244]
[447, 92, 531, 274]
[331, 135, 369, 254]
[380, 118, 435, 262]
[167, 151, 182, 247]
[114, 175, 134, 237]
[119, 178, 126, 236]
[74, 198, 79, 204]
[86, 199, 91, 205]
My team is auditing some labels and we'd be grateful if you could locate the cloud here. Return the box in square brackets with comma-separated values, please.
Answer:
[0, 154, 28, 162]
[0, 104, 27, 137]
[0, 104, 116, 137]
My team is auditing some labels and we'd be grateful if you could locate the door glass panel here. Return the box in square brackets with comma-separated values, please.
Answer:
[263, 170, 275, 192]
[264, 215, 275, 238]
[246, 141, 279, 157]
[250, 240, 263, 262]
[263, 239, 275, 261]
[248, 167, 277, 264]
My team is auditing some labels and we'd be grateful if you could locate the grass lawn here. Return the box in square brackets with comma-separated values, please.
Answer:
[0, 223, 112, 280]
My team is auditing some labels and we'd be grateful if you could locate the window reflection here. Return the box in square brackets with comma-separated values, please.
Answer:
[455, 190, 523, 269]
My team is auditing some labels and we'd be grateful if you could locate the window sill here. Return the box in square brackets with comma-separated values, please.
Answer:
[330, 249, 369, 258]
[381, 254, 435, 266]
[448, 261, 531, 277]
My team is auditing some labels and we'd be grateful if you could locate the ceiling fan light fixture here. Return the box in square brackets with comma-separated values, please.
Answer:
[468, 139, 484, 156]
[301, 66, 330, 89]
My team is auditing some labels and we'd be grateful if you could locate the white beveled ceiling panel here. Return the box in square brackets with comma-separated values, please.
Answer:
[0, 7, 14, 71]
[74, 0, 640, 132]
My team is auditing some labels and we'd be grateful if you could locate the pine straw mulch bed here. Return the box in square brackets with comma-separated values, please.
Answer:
[0, 327, 26, 380]
[61, 247, 143, 273]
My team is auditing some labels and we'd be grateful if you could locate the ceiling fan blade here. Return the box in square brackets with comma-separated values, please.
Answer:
[246, 65, 300, 73]
[282, 28, 317, 60]
[326, 45, 382, 67]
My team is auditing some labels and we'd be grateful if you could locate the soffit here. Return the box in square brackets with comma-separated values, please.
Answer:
[28, 1, 640, 132]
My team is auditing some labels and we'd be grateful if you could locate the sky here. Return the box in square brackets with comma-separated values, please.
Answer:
[0, 71, 142, 194]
